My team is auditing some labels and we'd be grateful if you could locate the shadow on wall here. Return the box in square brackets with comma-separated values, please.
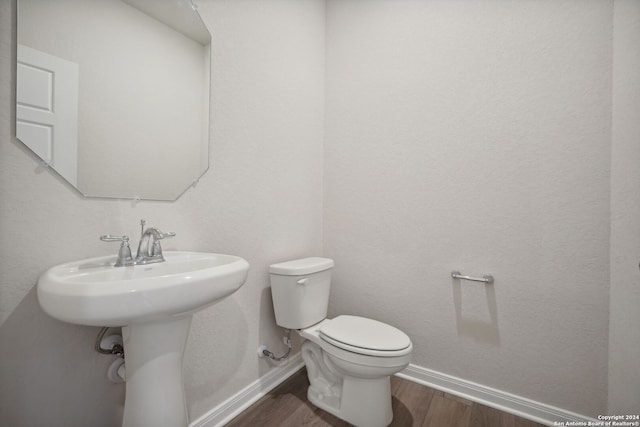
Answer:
[0, 286, 125, 427]
[183, 294, 248, 417]
[452, 277, 501, 346]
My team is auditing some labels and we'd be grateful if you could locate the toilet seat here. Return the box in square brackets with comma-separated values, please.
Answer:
[319, 315, 412, 358]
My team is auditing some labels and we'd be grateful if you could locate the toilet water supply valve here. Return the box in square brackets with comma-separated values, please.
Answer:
[95, 327, 126, 383]
[258, 329, 292, 361]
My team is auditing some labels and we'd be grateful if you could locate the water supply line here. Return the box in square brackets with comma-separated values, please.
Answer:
[258, 329, 292, 361]
[95, 327, 126, 383]
[95, 326, 125, 356]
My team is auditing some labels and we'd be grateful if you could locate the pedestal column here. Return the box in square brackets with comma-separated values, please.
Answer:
[121, 315, 192, 427]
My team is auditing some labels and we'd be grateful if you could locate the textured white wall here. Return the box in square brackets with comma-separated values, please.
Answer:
[324, 0, 611, 417]
[2, 0, 637, 423]
[609, 0, 640, 414]
[0, 0, 324, 425]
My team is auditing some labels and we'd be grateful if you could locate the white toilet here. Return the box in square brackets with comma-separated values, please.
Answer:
[269, 257, 413, 427]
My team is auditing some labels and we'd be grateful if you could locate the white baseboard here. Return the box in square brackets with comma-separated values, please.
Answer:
[190, 357, 596, 427]
[396, 364, 597, 427]
[189, 353, 304, 427]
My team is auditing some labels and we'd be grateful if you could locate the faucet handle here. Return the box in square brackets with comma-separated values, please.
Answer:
[100, 235, 134, 267]
[100, 235, 129, 243]
[149, 230, 175, 257]
[157, 231, 176, 240]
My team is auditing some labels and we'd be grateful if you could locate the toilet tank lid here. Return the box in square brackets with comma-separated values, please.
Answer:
[269, 257, 334, 275]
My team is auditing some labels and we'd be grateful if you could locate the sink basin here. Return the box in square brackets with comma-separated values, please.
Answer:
[37, 251, 249, 427]
[37, 251, 249, 326]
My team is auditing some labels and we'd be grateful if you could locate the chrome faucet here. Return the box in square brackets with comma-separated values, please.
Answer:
[101, 219, 175, 267]
[135, 226, 175, 265]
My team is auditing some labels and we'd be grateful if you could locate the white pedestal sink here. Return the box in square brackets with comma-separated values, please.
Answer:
[37, 251, 249, 427]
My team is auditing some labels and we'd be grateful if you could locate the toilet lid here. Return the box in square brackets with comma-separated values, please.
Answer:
[319, 315, 411, 356]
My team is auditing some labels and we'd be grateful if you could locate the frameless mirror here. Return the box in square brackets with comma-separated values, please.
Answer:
[16, 0, 211, 200]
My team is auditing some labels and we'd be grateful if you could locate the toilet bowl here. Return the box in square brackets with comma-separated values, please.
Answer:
[299, 316, 412, 426]
[269, 258, 413, 427]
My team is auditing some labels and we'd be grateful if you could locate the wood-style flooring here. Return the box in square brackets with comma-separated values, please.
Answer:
[225, 368, 547, 427]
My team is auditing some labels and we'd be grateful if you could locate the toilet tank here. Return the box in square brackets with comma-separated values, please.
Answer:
[269, 257, 334, 329]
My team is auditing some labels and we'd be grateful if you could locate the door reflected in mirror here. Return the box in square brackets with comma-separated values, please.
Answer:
[17, 0, 211, 200]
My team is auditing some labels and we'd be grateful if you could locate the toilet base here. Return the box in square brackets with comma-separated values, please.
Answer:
[301, 340, 393, 427]
[308, 375, 392, 427]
